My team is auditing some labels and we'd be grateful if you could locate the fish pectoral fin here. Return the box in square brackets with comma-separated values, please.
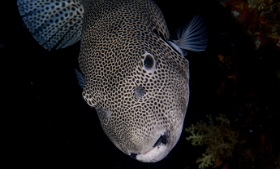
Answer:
[17, 0, 84, 50]
[173, 15, 208, 52]
[166, 40, 188, 57]
[75, 69, 85, 89]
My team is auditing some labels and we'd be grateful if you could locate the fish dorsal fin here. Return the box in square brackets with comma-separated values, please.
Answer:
[173, 15, 208, 52]
[17, 0, 84, 50]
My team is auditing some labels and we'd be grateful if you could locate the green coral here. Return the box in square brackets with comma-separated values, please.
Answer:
[186, 114, 238, 169]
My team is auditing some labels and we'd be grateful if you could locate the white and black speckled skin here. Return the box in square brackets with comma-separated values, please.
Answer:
[16, 0, 190, 162]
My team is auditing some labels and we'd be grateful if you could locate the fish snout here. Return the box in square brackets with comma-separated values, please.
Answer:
[128, 131, 171, 163]
[126, 111, 185, 162]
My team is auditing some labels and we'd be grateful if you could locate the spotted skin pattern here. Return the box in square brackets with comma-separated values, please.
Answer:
[79, 0, 189, 162]
[17, 0, 191, 162]
[17, 0, 84, 49]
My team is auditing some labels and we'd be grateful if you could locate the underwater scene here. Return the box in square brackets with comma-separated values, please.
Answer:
[2, 0, 280, 168]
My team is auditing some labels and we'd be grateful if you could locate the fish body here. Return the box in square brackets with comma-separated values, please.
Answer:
[17, 0, 207, 162]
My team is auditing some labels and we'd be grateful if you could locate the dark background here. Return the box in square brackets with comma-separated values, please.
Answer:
[2, 0, 280, 169]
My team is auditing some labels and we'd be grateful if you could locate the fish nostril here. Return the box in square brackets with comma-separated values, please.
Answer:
[153, 133, 168, 147]
[134, 86, 146, 99]
[130, 153, 137, 159]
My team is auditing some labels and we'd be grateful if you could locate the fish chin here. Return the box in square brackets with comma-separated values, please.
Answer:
[135, 143, 168, 162]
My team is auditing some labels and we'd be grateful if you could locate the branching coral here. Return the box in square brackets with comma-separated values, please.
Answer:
[186, 114, 238, 169]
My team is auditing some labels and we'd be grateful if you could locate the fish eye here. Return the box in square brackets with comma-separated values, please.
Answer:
[142, 52, 156, 71]
[144, 55, 154, 69]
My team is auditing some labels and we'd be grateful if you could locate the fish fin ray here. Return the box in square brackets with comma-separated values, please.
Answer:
[75, 69, 85, 89]
[17, 0, 84, 50]
[173, 15, 208, 52]
[167, 40, 188, 57]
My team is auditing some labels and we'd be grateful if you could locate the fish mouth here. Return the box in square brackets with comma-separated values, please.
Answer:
[123, 111, 185, 163]
[129, 132, 170, 163]
[153, 134, 168, 147]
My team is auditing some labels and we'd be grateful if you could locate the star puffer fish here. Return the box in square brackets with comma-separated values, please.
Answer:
[17, 0, 208, 163]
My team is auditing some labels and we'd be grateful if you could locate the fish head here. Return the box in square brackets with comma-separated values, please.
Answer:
[81, 27, 189, 163]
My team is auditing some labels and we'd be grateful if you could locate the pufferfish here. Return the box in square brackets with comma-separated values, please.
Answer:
[17, 0, 207, 163]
